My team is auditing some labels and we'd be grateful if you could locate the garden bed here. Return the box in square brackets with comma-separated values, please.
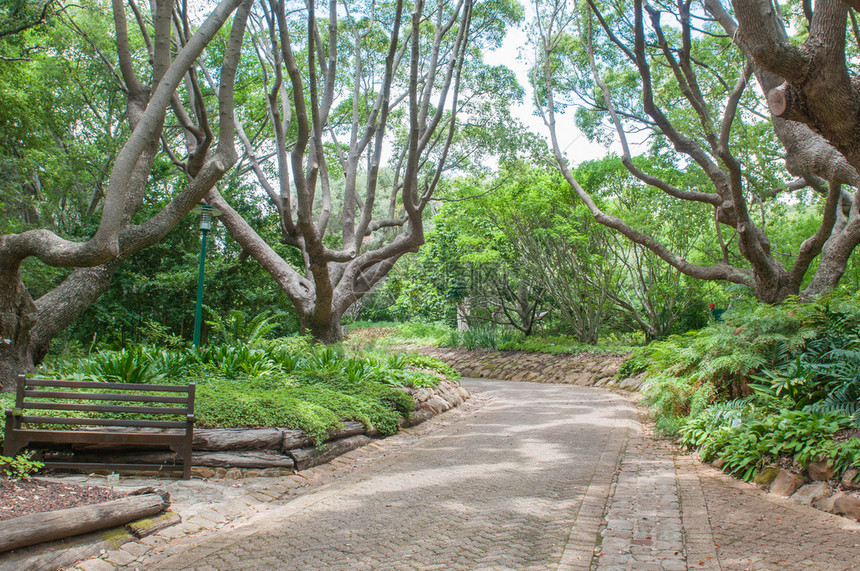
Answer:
[0, 479, 117, 521]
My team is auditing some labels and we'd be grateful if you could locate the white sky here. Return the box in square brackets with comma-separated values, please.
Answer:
[482, 26, 615, 165]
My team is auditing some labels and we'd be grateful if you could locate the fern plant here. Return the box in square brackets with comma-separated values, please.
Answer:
[205, 308, 278, 346]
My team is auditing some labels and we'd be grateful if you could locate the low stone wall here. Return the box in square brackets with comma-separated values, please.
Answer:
[404, 346, 644, 391]
[46, 378, 470, 479]
[732, 461, 860, 521]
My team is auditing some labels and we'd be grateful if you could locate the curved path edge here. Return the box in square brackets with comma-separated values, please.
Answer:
[69, 379, 860, 571]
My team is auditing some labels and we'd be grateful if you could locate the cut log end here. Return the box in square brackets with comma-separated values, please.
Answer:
[767, 85, 789, 117]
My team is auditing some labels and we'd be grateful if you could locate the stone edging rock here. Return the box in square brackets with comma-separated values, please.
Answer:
[44, 377, 470, 478]
[401, 346, 643, 391]
[716, 460, 860, 521]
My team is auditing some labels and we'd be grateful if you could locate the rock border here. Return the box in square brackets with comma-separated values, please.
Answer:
[403, 346, 643, 390]
[714, 460, 860, 522]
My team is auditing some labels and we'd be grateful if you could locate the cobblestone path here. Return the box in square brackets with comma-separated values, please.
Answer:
[102, 379, 860, 571]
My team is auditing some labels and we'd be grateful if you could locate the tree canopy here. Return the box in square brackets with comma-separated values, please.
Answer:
[1, 0, 860, 377]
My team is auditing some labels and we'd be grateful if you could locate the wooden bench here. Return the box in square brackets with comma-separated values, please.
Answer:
[3, 375, 195, 479]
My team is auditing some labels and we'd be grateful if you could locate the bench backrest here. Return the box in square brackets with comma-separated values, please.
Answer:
[5, 375, 197, 478]
[9, 375, 195, 433]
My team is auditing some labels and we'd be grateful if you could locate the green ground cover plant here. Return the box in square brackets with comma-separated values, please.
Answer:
[628, 290, 860, 481]
[348, 321, 453, 348]
[1, 336, 456, 446]
[0, 454, 44, 480]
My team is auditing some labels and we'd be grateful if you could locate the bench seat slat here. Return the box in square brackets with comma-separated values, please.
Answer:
[24, 391, 189, 404]
[19, 416, 189, 429]
[24, 379, 192, 392]
[24, 402, 189, 415]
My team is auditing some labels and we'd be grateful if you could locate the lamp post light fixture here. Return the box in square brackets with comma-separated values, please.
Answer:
[191, 204, 221, 348]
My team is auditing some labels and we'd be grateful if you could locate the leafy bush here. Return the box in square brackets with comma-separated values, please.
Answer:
[751, 306, 860, 425]
[30, 335, 449, 444]
[681, 407, 859, 481]
[636, 291, 860, 482]
[0, 454, 43, 480]
[205, 308, 278, 346]
[194, 345, 278, 378]
[631, 295, 860, 432]
[83, 347, 167, 384]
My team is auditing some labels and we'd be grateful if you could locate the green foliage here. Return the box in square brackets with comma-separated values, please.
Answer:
[749, 302, 860, 424]
[195, 345, 279, 378]
[632, 296, 832, 423]
[0, 393, 12, 446]
[205, 308, 278, 347]
[0, 453, 43, 480]
[140, 320, 186, 349]
[681, 407, 858, 481]
[643, 293, 860, 482]
[642, 374, 710, 434]
[498, 334, 631, 355]
[444, 326, 521, 351]
[398, 353, 462, 381]
[81, 348, 167, 384]
[32, 336, 454, 444]
[349, 321, 454, 348]
[192, 371, 412, 444]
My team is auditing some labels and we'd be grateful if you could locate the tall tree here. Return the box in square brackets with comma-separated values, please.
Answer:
[534, 0, 860, 303]
[210, 0, 519, 342]
[723, 0, 860, 294]
[0, 0, 252, 390]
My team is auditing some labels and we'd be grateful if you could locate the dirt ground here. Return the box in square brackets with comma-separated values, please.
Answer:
[0, 478, 119, 520]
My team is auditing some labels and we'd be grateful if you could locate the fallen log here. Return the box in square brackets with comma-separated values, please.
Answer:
[0, 493, 168, 553]
[191, 451, 297, 469]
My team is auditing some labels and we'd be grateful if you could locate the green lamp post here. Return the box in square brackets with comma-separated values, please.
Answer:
[192, 204, 221, 348]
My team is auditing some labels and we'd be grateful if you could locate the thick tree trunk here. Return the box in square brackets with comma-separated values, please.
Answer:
[803, 214, 860, 297]
[305, 307, 344, 344]
[0, 264, 38, 392]
[0, 262, 119, 392]
[753, 265, 799, 304]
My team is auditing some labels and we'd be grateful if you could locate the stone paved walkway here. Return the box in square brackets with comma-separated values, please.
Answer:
[69, 379, 860, 571]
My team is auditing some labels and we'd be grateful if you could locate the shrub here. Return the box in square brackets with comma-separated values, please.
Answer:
[636, 291, 860, 481]
[83, 347, 167, 384]
[0, 454, 43, 480]
[30, 333, 459, 445]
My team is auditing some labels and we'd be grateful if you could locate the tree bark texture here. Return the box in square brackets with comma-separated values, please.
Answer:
[733, 0, 860, 174]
